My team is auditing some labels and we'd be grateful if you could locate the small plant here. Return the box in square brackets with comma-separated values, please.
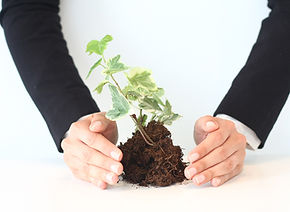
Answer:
[85, 35, 186, 187]
[86, 34, 181, 145]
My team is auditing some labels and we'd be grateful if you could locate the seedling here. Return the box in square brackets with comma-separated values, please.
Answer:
[86, 35, 181, 146]
[85, 35, 186, 187]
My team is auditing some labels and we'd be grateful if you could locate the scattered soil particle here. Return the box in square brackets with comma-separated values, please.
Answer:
[118, 121, 186, 187]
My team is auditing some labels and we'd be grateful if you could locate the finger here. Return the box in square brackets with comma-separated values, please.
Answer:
[90, 112, 113, 132]
[211, 165, 243, 187]
[194, 115, 219, 144]
[69, 121, 122, 161]
[66, 139, 123, 175]
[63, 153, 108, 189]
[87, 164, 119, 185]
[90, 178, 108, 190]
[189, 119, 235, 163]
[63, 153, 90, 181]
[185, 133, 244, 179]
[191, 150, 245, 186]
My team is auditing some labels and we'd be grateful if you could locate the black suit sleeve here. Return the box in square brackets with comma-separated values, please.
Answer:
[214, 0, 290, 149]
[0, 0, 100, 152]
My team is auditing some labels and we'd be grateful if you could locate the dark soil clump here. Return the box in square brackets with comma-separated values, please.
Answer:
[118, 121, 186, 187]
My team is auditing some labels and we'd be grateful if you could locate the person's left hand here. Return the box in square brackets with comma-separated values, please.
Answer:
[184, 115, 247, 187]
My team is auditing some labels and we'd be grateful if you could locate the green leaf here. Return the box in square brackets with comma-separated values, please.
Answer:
[106, 85, 130, 120]
[126, 67, 158, 92]
[101, 35, 113, 43]
[158, 100, 181, 125]
[159, 113, 181, 125]
[86, 58, 102, 79]
[141, 114, 148, 126]
[93, 80, 110, 94]
[86, 35, 113, 55]
[163, 100, 172, 114]
[102, 55, 129, 75]
[152, 88, 165, 106]
[155, 88, 165, 97]
[139, 97, 162, 112]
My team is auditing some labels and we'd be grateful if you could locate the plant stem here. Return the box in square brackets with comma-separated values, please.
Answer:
[105, 67, 154, 147]
[111, 74, 125, 96]
[139, 109, 143, 125]
[130, 114, 154, 146]
[102, 54, 107, 64]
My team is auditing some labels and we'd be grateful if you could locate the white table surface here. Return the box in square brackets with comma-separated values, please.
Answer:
[1, 151, 290, 212]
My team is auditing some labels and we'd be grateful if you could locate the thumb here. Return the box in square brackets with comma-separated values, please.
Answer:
[89, 113, 111, 133]
[194, 115, 219, 145]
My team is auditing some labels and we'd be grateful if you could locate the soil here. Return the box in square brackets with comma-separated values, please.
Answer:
[118, 120, 187, 187]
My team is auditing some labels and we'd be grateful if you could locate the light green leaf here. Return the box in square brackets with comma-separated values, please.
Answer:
[139, 97, 162, 112]
[106, 85, 130, 120]
[152, 88, 165, 106]
[158, 100, 181, 125]
[101, 35, 113, 43]
[93, 80, 110, 94]
[155, 88, 165, 97]
[164, 100, 172, 114]
[159, 113, 181, 125]
[86, 58, 102, 79]
[141, 114, 148, 126]
[86, 35, 113, 55]
[126, 67, 158, 92]
[102, 55, 129, 75]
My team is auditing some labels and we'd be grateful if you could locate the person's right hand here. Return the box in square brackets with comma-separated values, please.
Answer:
[61, 112, 123, 189]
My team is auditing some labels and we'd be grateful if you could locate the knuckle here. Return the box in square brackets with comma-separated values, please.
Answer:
[80, 163, 90, 175]
[196, 160, 206, 172]
[238, 133, 247, 144]
[84, 133, 95, 146]
[225, 159, 235, 171]
[206, 169, 214, 179]
[238, 164, 244, 173]
[214, 131, 223, 141]
[87, 165, 100, 179]
[236, 133, 247, 148]
[95, 135, 107, 151]
[81, 149, 93, 162]
[226, 120, 235, 129]
[218, 148, 227, 159]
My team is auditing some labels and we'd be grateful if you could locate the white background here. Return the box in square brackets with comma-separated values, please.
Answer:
[0, 1, 290, 211]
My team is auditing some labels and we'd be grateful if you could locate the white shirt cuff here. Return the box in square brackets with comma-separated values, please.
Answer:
[216, 114, 261, 150]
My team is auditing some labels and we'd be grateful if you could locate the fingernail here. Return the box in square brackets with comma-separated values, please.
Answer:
[111, 164, 121, 174]
[111, 151, 121, 161]
[106, 173, 116, 184]
[212, 178, 221, 187]
[188, 153, 199, 163]
[185, 167, 197, 179]
[205, 121, 217, 130]
[91, 121, 102, 130]
[194, 175, 205, 184]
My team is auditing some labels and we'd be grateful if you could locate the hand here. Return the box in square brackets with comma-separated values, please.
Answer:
[184, 115, 246, 187]
[61, 112, 122, 189]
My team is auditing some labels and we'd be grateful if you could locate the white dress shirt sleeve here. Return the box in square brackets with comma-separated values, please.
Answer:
[216, 114, 261, 150]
